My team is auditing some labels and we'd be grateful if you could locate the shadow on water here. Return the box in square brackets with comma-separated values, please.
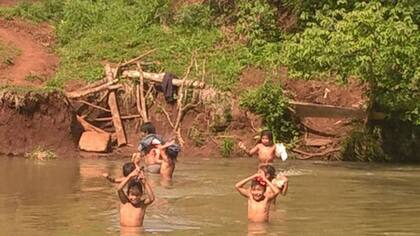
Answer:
[1, 157, 420, 235]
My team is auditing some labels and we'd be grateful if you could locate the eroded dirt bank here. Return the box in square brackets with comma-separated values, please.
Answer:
[0, 91, 82, 156]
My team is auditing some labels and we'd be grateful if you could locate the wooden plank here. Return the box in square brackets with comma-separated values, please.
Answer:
[105, 64, 127, 146]
[290, 101, 367, 119]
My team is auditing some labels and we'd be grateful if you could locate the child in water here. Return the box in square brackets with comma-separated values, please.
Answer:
[155, 144, 180, 180]
[259, 164, 288, 205]
[239, 130, 276, 165]
[118, 167, 155, 227]
[235, 172, 280, 222]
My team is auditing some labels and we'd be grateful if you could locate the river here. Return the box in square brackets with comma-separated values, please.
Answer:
[1, 157, 420, 235]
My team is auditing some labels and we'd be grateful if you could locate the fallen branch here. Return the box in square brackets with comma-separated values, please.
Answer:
[122, 70, 206, 89]
[121, 49, 156, 67]
[155, 100, 174, 128]
[137, 62, 148, 122]
[292, 148, 341, 160]
[77, 100, 110, 113]
[94, 114, 141, 122]
[172, 54, 196, 146]
[65, 79, 118, 98]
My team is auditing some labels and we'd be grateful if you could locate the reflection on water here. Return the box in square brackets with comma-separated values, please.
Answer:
[1, 157, 420, 235]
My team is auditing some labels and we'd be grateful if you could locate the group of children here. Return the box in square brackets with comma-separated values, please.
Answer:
[104, 124, 288, 228]
[237, 130, 289, 223]
[103, 122, 180, 227]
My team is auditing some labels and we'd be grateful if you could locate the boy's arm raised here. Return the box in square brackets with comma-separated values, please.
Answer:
[239, 142, 259, 157]
[262, 175, 280, 199]
[117, 170, 138, 204]
[142, 178, 155, 205]
[235, 174, 258, 198]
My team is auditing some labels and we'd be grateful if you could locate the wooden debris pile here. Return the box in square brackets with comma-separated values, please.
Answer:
[65, 50, 206, 152]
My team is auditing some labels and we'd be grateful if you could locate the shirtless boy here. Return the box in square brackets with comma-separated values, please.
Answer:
[156, 144, 180, 180]
[118, 168, 155, 227]
[239, 130, 276, 165]
[235, 172, 280, 222]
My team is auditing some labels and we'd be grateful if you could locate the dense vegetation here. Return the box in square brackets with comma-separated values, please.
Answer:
[1, 0, 419, 160]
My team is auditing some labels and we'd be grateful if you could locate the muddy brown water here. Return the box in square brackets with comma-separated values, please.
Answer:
[1, 157, 420, 236]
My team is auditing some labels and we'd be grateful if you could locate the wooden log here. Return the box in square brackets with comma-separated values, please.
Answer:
[65, 79, 118, 98]
[122, 70, 206, 89]
[106, 64, 127, 147]
[78, 78, 108, 91]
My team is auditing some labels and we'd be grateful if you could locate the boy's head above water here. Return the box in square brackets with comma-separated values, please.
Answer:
[122, 162, 136, 177]
[140, 122, 156, 135]
[127, 180, 143, 205]
[259, 164, 276, 181]
[259, 130, 273, 146]
[251, 178, 267, 201]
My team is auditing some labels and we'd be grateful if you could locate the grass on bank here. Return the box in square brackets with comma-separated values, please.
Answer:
[0, 41, 21, 67]
[0, 0, 284, 91]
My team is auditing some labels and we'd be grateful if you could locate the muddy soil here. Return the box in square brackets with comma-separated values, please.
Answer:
[0, 18, 58, 86]
[0, 91, 82, 156]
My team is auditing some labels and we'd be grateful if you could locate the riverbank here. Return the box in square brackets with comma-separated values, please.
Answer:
[4, 1, 408, 161]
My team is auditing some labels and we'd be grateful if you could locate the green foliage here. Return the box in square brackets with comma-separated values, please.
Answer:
[341, 128, 389, 162]
[282, 1, 420, 125]
[0, 0, 64, 22]
[174, 3, 212, 30]
[24, 146, 57, 160]
[220, 137, 234, 158]
[187, 126, 206, 147]
[235, 0, 281, 46]
[239, 81, 298, 143]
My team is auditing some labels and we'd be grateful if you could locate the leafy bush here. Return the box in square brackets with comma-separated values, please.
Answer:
[239, 81, 298, 143]
[341, 128, 389, 162]
[220, 137, 234, 158]
[235, 0, 281, 46]
[174, 3, 213, 30]
[282, 1, 420, 125]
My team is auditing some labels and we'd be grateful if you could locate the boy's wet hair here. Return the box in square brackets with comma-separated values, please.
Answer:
[127, 179, 143, 195]
[259, 164, 276, 180]
[259, 130, 273, 145]
[140, 122, 156, 134]
[166, 144, 180, 161]
[122, 162, 136, 177]
[251, 179, 267, 190]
